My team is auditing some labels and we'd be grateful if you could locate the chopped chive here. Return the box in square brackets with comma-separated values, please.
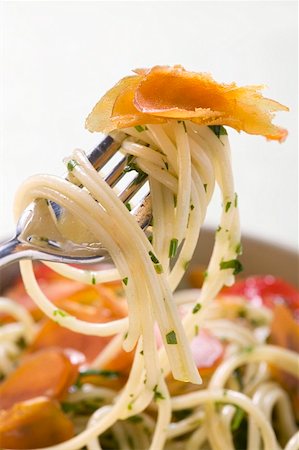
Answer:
[53, 309, 68, 318]
[67, 159, 78, 172]
[166, 330, 177, 345]
[153, 385, 165, 401]
[220, 259, 243, 275]
[216, 226, 222, 233]
[122, 277, 128, 286]
[169, 238, 178, 258]
[231, 406, 245, 431]
[125, 202, 131, 211]
[127, 402, 133, 410]
[148, 235, 153, 244]
[203, 183, 208, 192]
[135, 125, 145, 132]
[192, 303, 202, 314]
[208, 125, 227, 137]
[173, 194, 177, 207]
[190, 204, 195, 210]
[91, 274, 96, 285]
[163, 160, 169, 170]
[124, 332, 128, 339]
[194, 324, 199, 336]
[225, 201, 232, 212]
[203, 270, 208, 279]
[148, 250, 159, 264]
[140, 350, 144, 355]
[182, 121, 187, 132]
[235, 242, 243, 255]
[234, 192, 238, 207]
[154, 264, 163, 274]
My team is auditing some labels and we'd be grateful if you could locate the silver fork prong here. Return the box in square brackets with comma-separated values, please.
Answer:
[104, 155, 127, 187]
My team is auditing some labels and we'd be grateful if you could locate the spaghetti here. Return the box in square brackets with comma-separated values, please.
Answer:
[0, 66, 298, 450]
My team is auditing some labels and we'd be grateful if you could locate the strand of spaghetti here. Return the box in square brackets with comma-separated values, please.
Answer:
[248, 382, 297, 450]
[171, 388, 277, 450]
[284, 432, 299, 450]
[149, 378, 171, 450]
[149, 177, 167, 263]
[167, 410, 205, 439]
[146, 125, 179, 173]
[173, 121, 192, 243]
[90, 333, 124, 369]
[71, 149, 200, 383]
[209, 345, 299, 389]
[43, 263, 120, 285]
[0, 297, 35, 342]
[203, 319, 258, 346]
[185, 425, 208, 450]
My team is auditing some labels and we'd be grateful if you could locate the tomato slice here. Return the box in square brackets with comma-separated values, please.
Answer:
[0, 397, 74, 449]
[0, 349, 78, 410]
[220, 275, 299, 319]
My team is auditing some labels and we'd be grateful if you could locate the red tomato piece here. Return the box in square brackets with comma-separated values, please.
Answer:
[220, 276, 299, 320]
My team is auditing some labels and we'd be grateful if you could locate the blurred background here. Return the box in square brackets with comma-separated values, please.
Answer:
[1, 1, 298, 250]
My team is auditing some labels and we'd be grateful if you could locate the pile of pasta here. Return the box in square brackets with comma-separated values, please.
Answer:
[0, 66, 298, 450]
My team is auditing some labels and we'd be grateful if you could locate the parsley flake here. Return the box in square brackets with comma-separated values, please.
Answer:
[220, 259, 243, 275]
[192, 303, 202, 314]
[166, 330, 177, 344]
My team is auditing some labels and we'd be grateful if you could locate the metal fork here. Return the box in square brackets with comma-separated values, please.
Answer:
[0, 131, 152, 268]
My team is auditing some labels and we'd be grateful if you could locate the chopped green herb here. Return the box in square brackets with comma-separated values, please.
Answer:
[220, 259, 243, 275]
[91, 274, 96, 285]
[238, 309, 247, 318]
[61, 398, 103, 415]
[203, 183, 208, 192]
[233, 368, 244, 390]
[194, 324, 199, 336]
[192, 303, 202, 314]
[203, 270, 208, 279]
[190, 204, 195, 211]
[124, 332, 128, 339]
[235, 242, 243, 255]
[153, 385, 165, 401]
[242, 345, 254, 353]
[172, 409, 193, 421]
[225, 201, 232, 212]
[231, 407, 245, 431]
[140, 350, 144, 355]
[127, 415, 143, 423]
[166, 330, 177, 345]
[75, 369, 120, 388]
[154, 263, 163, 274]
[122, 277, 128, 286]
[53, 309, 68, 318]
[127, 402, 133, 410]
[208, 125, 228, 138]
[67, 159, 79, 172]
[234, 192, 238, 207]
[216, 226, 222, 233]
[173, 194, 177, 207]
[148, 250, 159, 264]
[135, 125, 145, 132]
[163, 160, 169, 170]
[182, 121, 187, 132]
[169, 238, 178, 258]
[148, 235, 153, 244]
[125, 202, 131, 211]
